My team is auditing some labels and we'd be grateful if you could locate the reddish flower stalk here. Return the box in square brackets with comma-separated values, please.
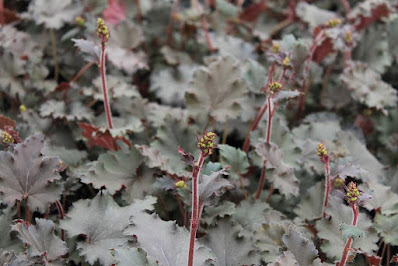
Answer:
[340, 0, 351, 15]
[97, 18, 114, 129]
[317, 143, 331, 219]
[192, 0, 214, 52]
[188, 132, 216, 266]
[339, 182, 360, 266]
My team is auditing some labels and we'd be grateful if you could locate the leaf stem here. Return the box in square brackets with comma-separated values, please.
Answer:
[192, 0, 214, 52]
[340, 0, 351, 14]
[70, 62, 95, 83]
[49, 28, 59, 82]
[188, 152, 205, 266]
[100, 45, 114, 129]
[255, 161, 267, 199]
[266, 97, 273, 144]
[0, 0, 4, 26]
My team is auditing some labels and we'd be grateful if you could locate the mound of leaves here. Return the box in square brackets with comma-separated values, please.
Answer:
[0, 0, 398, 265]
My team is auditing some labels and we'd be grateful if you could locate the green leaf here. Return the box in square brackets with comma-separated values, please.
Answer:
[373, 213, 398, 245]
[199, 168, 234, 207]
[42, 145, 88, 168]
[233, 200, 272, 231]
[282, 225, 320, 266]
[0, 207, 20, 250]
[150, 64, 197, 105]
[218, 144, 250, 179]
[253, 222, 288, 263]
[242, 59, 267, 93]
[185, 56, 247, 122]
[295, 181, 324, 220]
[315, 196, 378, 261]
[353, 23, 392, 74]
[202, 218, 262, 266]
[255, 142, 299, 197]
[210, 35, 257, 62]
[12, 218, 68, 264]
[268, 251, 299, 266]
[142, 117, 199, 176]
[72, 39, 101, 64]
[0, 133, 63, 213]
[40, 100, 94, 122]
[340, 224, 366, 240]
[295, 2, 337, 29]
[60, 192, 156, 265]
[330, 158, 365, 180]
[0, 249, 30, 265]
[341, 61, 398, 115]
[360, 181, 398, 215]
[201, 201, 236, 226]
[26, 0, 83, 29]
[79, 147, 144, 195]
[111, 246, 157, 266]
[124, 212, 217, 266]
[109, 21, 144, 50]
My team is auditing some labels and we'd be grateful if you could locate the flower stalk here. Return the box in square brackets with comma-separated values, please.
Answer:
[338, 182, 360, 266]
[317, 143, 331, 219]
[188, 132, 216, 266]
[97, 18, 114, 129]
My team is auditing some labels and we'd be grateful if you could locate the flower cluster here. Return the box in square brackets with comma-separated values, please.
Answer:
[271, 42, 280, 53]
[75, 16, 85, 27]
[325, 18, 341, 28]
[197, 132, 216, 157]
[344, 30, 353, 45]
[268, 82, 282, 96]
[346, 182, 360, 204]
[175, 180, 187, 189]
[97, 18, 110, 45]
[333, 177, 344, 188]
[282, 56, 290, 67]
[1, 130, 14, 144]
[317, 142, 328, 157]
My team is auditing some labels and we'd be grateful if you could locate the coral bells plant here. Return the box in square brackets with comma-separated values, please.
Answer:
[1, 1, 398, 266]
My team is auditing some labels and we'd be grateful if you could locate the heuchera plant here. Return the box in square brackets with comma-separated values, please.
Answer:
[1, 0, 398, 266]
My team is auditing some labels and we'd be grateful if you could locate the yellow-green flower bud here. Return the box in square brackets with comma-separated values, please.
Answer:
[175, 180, 187, 189]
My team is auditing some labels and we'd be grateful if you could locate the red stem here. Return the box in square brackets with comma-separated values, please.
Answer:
[297, 30, 326, 120]
[188, 152, 205, 266]
[266, 97, 273, 144]
[100, 46, 114, 129]
[70, 62, 94, 83]
[192, 0, 214, 52]
[322, 158, 331, 219]
[167, 0, 180, 47]
[340, 0, 351, 14]
[55, 200, 65, 241]
[0, 0, 4, 26]
[339, 204, 359, 266]
[255, 161, 267, 199]
[242, 102, 267, 152]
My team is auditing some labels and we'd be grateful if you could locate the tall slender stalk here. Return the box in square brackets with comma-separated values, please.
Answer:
[317, 143, 331, 218]
[97, 18, 114, 129]
[338, 182, 361, 266]
[187, 132, 216, 266]
[99, 45, 113, 129]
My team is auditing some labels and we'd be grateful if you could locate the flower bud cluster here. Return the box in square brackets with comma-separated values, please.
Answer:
[175, 180, 187, 189]
[317, 143, 328, 158]
[271, 42, 280, 53]
[325, 18, 341, 28]
[197, 132, 216, 156]
[282, 56, 290, 67]
[333, 177, 344, 188]
[346, 182, 360, 204]
[97, 18, 110, 45]
[268, 82, 282, 96]
[1, 130, 14, 144]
